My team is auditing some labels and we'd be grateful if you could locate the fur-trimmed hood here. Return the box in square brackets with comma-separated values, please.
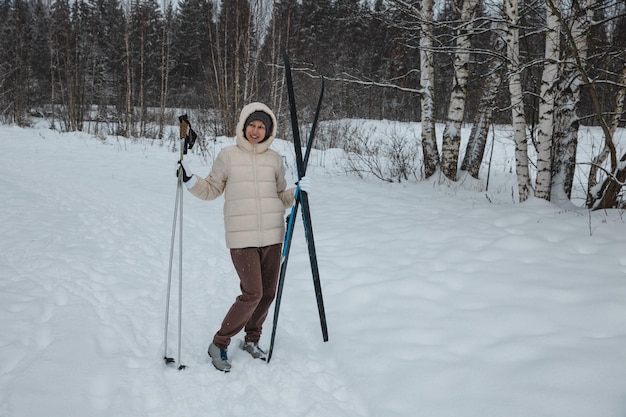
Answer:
[235, 102, 278, 153]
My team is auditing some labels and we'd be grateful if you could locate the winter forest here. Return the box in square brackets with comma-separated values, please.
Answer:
[0, 0, 625, 209]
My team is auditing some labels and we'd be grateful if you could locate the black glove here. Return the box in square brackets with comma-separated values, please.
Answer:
[177, 160, 192, 183]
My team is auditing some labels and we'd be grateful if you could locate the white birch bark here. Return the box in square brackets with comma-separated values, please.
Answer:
[419, 0, 438, 178]
[461, 21, 505, 179]
[534, 0, 560, 200]
[441, 0, 479, 181]
[551, 0, 592, 204]
[389, 0, 439, 178]
[505, 0, 531, 202]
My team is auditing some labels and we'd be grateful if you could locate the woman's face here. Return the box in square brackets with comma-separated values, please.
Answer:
[245, 120, 267, 144]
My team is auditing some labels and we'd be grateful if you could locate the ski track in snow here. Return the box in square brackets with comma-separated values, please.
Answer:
[1, 125, 626, 417]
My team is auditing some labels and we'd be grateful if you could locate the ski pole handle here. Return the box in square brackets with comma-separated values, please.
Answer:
[179, 114, 189, 140]
[178, 114, 197, 155]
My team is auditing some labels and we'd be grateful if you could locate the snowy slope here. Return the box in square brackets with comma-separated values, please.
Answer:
[1, 124, 625, 417]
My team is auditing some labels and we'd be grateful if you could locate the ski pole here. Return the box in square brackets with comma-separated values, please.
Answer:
[163, 115, 196, 370]
[163, 165, 180, 366]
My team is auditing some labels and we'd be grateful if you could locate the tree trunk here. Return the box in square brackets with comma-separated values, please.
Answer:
[139, 19, 146, 137]
[124, 18, 132, 138]
[48, 17, 56, 130]
[419, 0, 439, 179]
[534, 0, 560, 200]
[550, 0, 592, 205]
[505, 0, 531, 202]
[63, 21, 76, 131]
[588, 62, 626, 209]
[158, 4, 172, 140]
[593, 153, 626, 210]
[441, 0, 479, 181]
[461, 21, 505, 179]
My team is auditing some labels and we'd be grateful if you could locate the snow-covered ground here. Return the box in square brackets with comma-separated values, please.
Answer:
[1, 123, 625, 417]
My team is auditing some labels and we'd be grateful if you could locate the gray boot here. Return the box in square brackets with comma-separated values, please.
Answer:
[208, 343, 231, 372]
[241, 341, 267, 361]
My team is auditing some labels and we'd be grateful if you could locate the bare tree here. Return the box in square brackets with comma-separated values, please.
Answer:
[51, 0, 85, 132]
[461, 20, 506, 179]
[549, 0, 593, 204]
[48, 6, 57, 129]
[386, 0, 439, 178]
[211, 0, 256, 135]
[505, 0, 531, 202]
[262, 0, 301, 118]
[534, 0, 560, 200]
[441, 0, 480, 181]
[158, 1, 173, 139]
[540, 0, 626, 209]
[418, 0, 438, 178]
[124, 3, 133, 138]
[586, 60, 626, 209]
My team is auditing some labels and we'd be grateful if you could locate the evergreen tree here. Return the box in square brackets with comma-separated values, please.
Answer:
[0, 0, 14, 123]
[30, 0, 53, 112]
[6, 0, 34, 125]
[333, 0, 368, 118]
[129, 0, 163, 135]
[170, 0, 214, 108]
[83, 0, 125, 125]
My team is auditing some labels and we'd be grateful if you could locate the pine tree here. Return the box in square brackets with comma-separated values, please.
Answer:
[170, 0, 214, 108]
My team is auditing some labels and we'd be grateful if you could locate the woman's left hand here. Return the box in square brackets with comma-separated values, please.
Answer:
[299, 176, 312, 193]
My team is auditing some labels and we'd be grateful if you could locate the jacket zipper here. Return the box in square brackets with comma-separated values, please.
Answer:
[252, 147, 263, 247]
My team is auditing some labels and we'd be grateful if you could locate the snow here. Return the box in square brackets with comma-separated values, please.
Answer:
[1, 123, 626, 417]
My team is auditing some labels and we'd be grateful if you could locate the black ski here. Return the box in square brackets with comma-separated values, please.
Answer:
[267, 49, 327, 363]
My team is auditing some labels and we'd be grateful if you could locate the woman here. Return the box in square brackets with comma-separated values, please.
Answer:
[177, 102, 310, 372]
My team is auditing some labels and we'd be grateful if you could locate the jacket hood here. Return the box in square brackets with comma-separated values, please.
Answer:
[236, 102, 278, 153]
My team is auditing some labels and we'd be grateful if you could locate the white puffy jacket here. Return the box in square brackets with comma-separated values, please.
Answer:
[188, 102, 295, 248]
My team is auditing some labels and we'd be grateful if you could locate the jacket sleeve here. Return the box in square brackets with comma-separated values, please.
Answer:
[188, 151, 228, 201]
[279, 186, 296, 208]
[276, 155, 295, 208]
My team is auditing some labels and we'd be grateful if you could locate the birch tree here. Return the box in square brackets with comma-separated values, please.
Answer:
[549, 0, 593, 204]
[419, 0, 438, 178]
[461, 21, 506, 179]
[505, 0, 531, 202]
[544, 0, 626, 209]
[385, 0, 439, 178]
[534, 0, 560, 200]
[581, 0, 626, 209]
[441, 0, 480, 181]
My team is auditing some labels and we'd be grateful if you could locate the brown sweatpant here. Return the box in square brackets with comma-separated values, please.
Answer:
[213, 243, 282, 350]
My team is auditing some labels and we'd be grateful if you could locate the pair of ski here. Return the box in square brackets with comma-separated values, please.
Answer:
[266, 49, 328, 363]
